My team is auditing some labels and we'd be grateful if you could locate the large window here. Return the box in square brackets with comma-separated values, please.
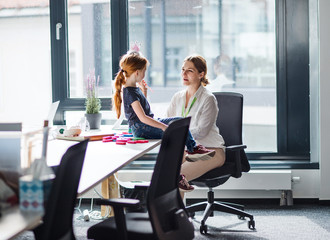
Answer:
[128, 0, 276, 153]
[51, 0, 311, 163]
[68, 1, 112, 99]
[50, 0, 112, 126]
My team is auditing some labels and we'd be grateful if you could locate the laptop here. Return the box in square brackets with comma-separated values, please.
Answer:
[0, 123, 22, 173]
[0, 101, 59, 173]
[0, 133, 21, 172]
[112, 105, 128, 130]
[0, 125, 21, 213]
[0, 123, 22, 131]
[46, 101, 60, 126]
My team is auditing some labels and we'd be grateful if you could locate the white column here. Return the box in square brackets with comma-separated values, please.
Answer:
[319, 0, 330, 200]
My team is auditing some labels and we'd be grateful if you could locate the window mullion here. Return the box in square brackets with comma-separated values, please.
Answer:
[276, 0, 288, 154]
[111, 0, 129, 80]
[50, 0, 69, 124]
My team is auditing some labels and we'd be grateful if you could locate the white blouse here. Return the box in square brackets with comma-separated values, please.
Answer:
[167, 85, 225, 148]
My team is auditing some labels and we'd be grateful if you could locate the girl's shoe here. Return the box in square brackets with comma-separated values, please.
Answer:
[186, 144, 215, 162]
[178, 174, 194, 192]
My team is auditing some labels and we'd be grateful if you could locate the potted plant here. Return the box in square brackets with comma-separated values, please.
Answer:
[85, 69, 102, 129]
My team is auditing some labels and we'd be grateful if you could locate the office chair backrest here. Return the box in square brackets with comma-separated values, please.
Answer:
[147, 117, 194, 240]
[214, 92, 243, 146]
[214, 92, 250, 176]
[41, 140, 88, 240]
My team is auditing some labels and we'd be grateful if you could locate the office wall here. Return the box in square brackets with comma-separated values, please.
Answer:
[0, 15, 52, 126]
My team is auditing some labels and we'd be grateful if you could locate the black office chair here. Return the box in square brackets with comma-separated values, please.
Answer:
[33, 139, 89, 240]
[87, 117, 195, 240]
[186, 92, 255, 234]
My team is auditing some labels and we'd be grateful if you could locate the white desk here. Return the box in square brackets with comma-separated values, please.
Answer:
[47, 138, 161, 195]
[0, 137, 161, 240]
[0, 207, 41, 240]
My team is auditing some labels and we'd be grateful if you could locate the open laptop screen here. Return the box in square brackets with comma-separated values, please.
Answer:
[47, 101, 60, 126]
[0, 131, 21, 172]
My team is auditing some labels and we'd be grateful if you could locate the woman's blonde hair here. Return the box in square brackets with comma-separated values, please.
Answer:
[184, 54, 209, 86]
[113, 51, 149, 118]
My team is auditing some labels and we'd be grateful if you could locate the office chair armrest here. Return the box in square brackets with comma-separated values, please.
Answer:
[225, 144, 247, 151]
[134, 183, 150, 191]
[96, 198, 140, 208]
[96, 198, 140, 240]
[226, 144, 247, 178]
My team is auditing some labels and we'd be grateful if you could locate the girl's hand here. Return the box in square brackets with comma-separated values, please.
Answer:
[138, 80, 148, 96]
[138, 80, 148, 91]
[162, 125, 168, 132]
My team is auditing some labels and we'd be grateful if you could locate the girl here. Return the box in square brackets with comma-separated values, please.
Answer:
[112, 50, 215, 192]
[167, 54, 226, 183]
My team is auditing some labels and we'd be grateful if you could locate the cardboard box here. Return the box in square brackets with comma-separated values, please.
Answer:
[19, 174, 54, 212]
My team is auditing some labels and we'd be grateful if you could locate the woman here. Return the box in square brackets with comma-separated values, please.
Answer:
[167, 54, 226, 184]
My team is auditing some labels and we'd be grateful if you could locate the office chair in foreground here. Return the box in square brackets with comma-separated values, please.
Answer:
[87, 117, 194, 240]
[186, 92, 255, 234]
[33, 139, 89, 240]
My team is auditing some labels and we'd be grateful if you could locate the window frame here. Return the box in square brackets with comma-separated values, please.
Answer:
[50, 0, 112, 126]
[50, 0, 312, 166]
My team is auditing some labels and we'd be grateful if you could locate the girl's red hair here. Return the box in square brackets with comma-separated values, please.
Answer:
[113, 52, 149, 118]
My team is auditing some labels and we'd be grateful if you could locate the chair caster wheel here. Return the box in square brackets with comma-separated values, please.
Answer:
[248, 220, 256, 230]
[200, 224, 208, 234]
[238, 215, 245, 220]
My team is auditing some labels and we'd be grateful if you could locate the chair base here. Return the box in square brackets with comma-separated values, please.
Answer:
[186, 189, 256, 234]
